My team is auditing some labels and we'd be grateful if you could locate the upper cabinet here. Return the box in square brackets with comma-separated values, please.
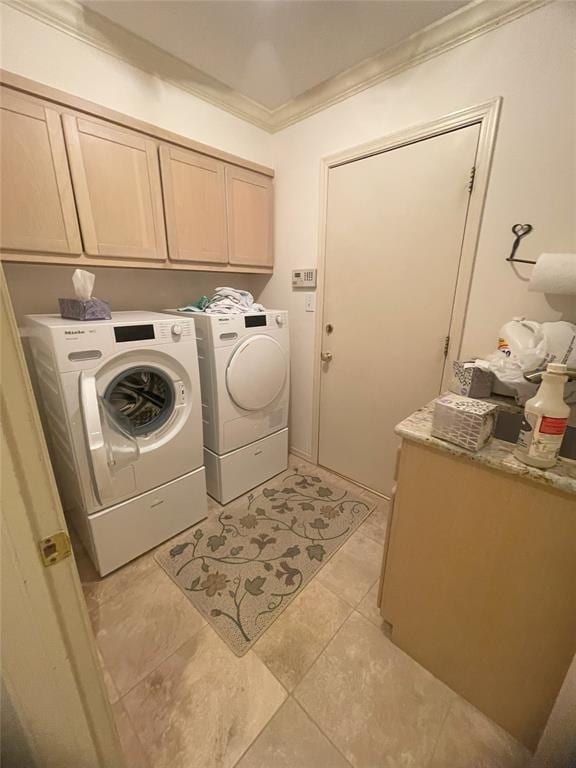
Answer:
[62, 115, 167, 261]
[226, 166, 273, 268]
[160, 145, 228, 265]
[0, 75, 274, 272]
[0, 88, 82, 255]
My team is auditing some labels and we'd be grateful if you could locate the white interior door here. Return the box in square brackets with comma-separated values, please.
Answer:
[319, 124, 481, 495]
[0, 268, 123, 767]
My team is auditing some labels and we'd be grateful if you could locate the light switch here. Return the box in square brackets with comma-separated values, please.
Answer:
[305, 293, 316, 312]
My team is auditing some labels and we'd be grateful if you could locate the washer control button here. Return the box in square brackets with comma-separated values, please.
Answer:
[275, 315, 285, 327]
[171, 324, 183, 337]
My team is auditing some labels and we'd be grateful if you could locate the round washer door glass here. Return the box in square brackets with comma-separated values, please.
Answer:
[226, 335, 287, 411]
[104, 366, 175, 436]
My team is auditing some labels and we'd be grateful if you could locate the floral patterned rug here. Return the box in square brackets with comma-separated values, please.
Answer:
[155, 467, 376, 655]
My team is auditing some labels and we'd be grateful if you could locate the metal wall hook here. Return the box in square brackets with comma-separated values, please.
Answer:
[507, 223, 535, 264]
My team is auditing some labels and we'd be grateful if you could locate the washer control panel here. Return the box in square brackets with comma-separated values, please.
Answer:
[156, 320, 194, 343]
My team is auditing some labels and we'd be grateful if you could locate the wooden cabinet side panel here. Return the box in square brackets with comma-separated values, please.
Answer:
[226, 166, 273, 268]
[380, 441, 576, 750]
[160, 145, 228, 265]
[0, 90, 81, 255]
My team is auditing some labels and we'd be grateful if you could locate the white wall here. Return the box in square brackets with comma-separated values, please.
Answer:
[260, 1, 576, 457]
[3, 262, 271, 326]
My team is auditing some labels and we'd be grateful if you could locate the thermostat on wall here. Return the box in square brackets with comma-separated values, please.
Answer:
[292, 269, 317, 289]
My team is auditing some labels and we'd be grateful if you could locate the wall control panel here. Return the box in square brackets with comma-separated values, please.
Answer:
[292, 269, 317, 289]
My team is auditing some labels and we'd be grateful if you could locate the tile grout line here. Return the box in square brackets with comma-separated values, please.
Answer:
[102, 606, 214, 701]
[229, 694, 356, 768]
[290, 692, 357, 768]
[422, 692, 457, 768]
[229, 696, 292, 768]
[82, 547, 170, 617]
[114, 627, 290, 768]
[291, 696, 356, 768]
[114, 697, 153, 768]
[235, 576, 370, 767]
[318, 556, 381, 612]
[253, 581, 355, 695]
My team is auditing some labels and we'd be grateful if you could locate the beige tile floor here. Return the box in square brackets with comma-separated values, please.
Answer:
[74, 457, 531, 768]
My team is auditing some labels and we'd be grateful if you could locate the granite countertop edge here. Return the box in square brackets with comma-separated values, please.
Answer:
[395, 402, 576, 496]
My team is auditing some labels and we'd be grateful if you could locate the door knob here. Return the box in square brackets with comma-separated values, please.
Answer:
[321, 351, 333, 362]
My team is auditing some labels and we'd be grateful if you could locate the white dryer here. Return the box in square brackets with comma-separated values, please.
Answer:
[167, 310, 289, 503]
[25, 312, 207, 575]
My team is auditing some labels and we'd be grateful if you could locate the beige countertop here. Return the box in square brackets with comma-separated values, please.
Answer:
[395, 400, 576, 496]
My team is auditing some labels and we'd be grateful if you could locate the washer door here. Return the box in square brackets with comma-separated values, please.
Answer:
[104, 366, 175, 437]
[226, 335, 287, 411]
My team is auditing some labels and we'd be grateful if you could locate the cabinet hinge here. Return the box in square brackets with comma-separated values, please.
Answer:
[39, 531, 71, 567]
[443, 335, 450, 357]
[468, 166, 476, 194]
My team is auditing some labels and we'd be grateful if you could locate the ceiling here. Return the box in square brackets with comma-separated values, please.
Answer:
[83, 0, 468, 112]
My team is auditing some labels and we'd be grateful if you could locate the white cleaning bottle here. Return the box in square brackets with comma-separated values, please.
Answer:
[514, 363, 569, 468]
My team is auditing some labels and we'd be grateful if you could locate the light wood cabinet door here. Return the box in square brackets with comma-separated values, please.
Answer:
[0, 89, 82, 255]
[225, 166, 273, 268]
[160, 145, 227, 264]
[62, 115, 167, 261]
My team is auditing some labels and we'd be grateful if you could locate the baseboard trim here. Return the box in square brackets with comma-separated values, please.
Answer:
[289, 447, 315, 463]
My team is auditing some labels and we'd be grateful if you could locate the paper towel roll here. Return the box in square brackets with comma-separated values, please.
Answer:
[528, 253, 576, 295]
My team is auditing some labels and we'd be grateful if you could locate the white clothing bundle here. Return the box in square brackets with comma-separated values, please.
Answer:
[207, 287, 265, 314]
[178, 287, 265, 315]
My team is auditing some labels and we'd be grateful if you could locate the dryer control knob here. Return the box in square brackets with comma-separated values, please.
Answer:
[275, 315, 285, 327]
[171, 324, 183, 336]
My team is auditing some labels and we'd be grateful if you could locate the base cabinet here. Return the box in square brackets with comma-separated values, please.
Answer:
[379, 440, 576, 751]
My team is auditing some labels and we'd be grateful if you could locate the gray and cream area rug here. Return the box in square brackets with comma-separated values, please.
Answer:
[156, 468, 376, 655]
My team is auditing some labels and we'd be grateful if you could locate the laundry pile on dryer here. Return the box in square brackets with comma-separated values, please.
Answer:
[178, 287, 265, 314]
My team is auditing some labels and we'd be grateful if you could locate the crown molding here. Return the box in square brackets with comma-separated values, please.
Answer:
[2, 0, 551, 134]
[2, 0, 272, 131]
[267, 0, 551, 131]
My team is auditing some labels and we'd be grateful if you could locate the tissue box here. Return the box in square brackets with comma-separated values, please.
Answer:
[450, 360, 494, 398]
[58, 298, 111, 321]
[432, 394, 498, 451]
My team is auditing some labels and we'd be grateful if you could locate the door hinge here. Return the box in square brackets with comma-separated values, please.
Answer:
[468, 166, 476, 194]
[443, 335, 450, 357]
[39, 531, 71, 567]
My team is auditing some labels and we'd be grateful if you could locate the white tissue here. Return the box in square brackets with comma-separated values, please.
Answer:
[72, 269, 95, 301]
[528, 253, 576, 296]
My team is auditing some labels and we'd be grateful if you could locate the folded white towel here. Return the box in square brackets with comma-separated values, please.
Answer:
[205, 287, 265, 314]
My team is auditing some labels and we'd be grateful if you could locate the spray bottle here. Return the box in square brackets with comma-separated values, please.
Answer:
[514, 363, 569, 468]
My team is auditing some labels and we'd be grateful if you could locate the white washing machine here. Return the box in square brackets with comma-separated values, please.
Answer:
[165, 310, 289, 503]
[25, 312, 207, 575]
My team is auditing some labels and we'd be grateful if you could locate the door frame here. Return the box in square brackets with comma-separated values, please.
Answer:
[0, 266, 124, 767]
[311, 98, 502, 467]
